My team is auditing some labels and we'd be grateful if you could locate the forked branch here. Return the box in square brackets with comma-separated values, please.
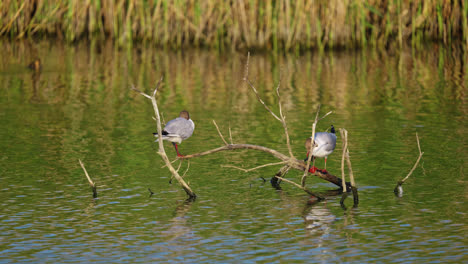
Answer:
[132, 78, 196, 198]
[243, 52, 294, 158]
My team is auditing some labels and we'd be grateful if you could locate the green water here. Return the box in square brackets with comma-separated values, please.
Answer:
[0, 40, 466, 263]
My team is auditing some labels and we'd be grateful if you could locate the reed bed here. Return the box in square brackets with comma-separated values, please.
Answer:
[1, 0, 467, 50]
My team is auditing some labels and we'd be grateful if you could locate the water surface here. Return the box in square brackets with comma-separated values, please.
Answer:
[0, 40, 466, 263]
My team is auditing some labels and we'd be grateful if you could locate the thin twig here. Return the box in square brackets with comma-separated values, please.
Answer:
[213, 120, 228, 145]
[275, 71, 294, 158]
[397, 133, 424, 184]
[275, 176, 324, 199]
[343, 130, 358, 205]
[394, 133, 424, 196]
[302, 104, 324, 186]
[78, 159, 97, 198]
[223, 161, 288, 172]
[245, 79, 282, 121]
[175, 160, 183, 173]
[243, 54, 293, 158]
[161, 112, 166, 126]
[228, 124, 233, 145]
[339, 128, 348, 193]
[182, 160, 191, 178]
[318, 111, 333, 122]
[346, 149, 355, 187]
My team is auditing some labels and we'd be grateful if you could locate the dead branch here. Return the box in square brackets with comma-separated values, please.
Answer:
[275, 176, 324, 199]
[243, 52, 294, 158]
[132, 79, 196, 198]
[223, 161, 288, 172]
[182, 142, 350, 189]
[346, 149, 355, 187]
[137, 55, 352, 198]
[78, 159, 97, 198]
[339, 128, 359, 206]
[394, 133, 424, 196]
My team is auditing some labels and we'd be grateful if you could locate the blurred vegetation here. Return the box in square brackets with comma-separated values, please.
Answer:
[1, 0, 467, 51]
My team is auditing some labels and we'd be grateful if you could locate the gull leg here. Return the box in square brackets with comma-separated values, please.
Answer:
[308, 157, 318, 173]
[321, 157, 328, 173]
[172, 142, 184, 157]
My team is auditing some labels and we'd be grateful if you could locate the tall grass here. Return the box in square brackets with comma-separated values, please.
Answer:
[0, 0, 467, 50]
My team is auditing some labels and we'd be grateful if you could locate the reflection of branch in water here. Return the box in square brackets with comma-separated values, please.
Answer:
[302, 201, 338, 262]
[342, 206, 358, 243]
[162, 198, 195, 242]
[29, 70, 42, 103]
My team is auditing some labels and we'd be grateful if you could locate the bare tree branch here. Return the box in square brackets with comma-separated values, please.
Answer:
[243, 54, 294, 158]
[346, 149, 355, 187]
[181, 142, 350, 189]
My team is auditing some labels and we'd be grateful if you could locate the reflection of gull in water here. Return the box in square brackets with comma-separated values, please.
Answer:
[303, 202, 339, 263]
[303, 203, 336, 235]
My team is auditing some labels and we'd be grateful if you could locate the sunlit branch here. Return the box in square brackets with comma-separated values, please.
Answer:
[223, 161, 288, 172]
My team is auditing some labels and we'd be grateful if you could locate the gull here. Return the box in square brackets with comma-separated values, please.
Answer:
[305, 125, 337, 173]
[153, 110, 195, 157]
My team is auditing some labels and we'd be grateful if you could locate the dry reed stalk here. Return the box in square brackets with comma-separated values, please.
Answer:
[1, 0, 467, 50]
